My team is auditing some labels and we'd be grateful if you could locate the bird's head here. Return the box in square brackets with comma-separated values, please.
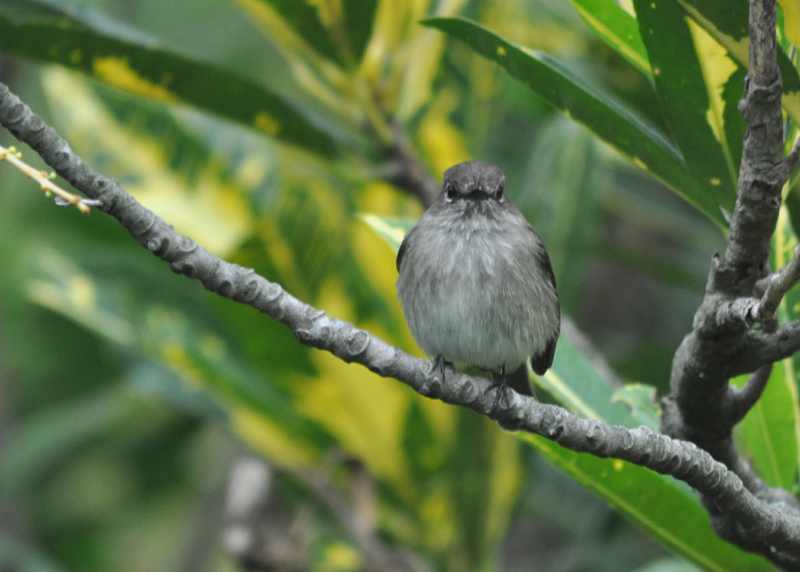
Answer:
[441, 160, 506, 204]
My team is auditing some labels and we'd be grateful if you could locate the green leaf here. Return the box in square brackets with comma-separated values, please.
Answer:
[249, 0, 376, 65]
[734, 362, 800, 489]
[722, 67, 747, 174]
[0, 389, 133, 494]
[542, 331, 635, 426]
[0, 0, 338, 156]
[358, 214, 416, 253]
[423, 17, 725, 227]
[611, 384, 662, 429]
[522, 435, 772, 571]
[634, 0, 738, 216]
[570, 0, 651, 76]
[256, 0, 344, 64]
[521, 116, 604, 309]
[25, 249, 336, 468]
[41, 69, 257, 257]
[140, 307, 337, 455]
[678, 0, 800, 125]
[401, 400, 446, 489]
[448, 411, 498, 569]
[342, 0, 378, 61]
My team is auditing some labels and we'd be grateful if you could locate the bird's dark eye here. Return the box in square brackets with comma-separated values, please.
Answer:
[496, 185, 504, 201]
[445, 184, 457, 202]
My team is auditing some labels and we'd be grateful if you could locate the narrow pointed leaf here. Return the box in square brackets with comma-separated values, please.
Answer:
[570, 0, 651, 75]
[255, 0, 344, 64]
[735, 362, 800, 489]
[722, 67, 747, 174]
[423, 17, 725, 227]
[523, 435, 772, 571]
[342, 0, 378, 61]
[678, 0, 800, 124]
[0, 0, 338, 155]
[634, 0, 738, 215]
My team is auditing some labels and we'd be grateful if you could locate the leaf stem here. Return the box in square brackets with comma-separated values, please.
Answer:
[0, 144, 99, 214]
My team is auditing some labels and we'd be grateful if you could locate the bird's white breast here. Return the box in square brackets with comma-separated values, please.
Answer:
[397, 213, 558, 372]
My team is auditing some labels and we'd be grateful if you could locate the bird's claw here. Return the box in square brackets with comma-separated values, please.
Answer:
[429, 355, 453, 384]
[487, 369, 514, 412]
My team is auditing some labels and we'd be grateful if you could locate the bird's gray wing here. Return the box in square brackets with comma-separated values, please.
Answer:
[396, 226, 416, 272]
[530, 235, 560, 375]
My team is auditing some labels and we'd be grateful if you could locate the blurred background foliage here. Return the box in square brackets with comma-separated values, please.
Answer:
[1, 0, 798, 570]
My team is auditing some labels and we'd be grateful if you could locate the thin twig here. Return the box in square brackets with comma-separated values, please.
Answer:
[0, 144, 100, 213]
[751, 245, 800, 321]
[726, 364, 772, 425]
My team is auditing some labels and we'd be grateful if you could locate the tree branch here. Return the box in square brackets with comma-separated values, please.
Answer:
[2, 81, 800, 565]
[664, 0, 797, 528]
[740, 320, 800, 369]
[752, 245, 800, 320]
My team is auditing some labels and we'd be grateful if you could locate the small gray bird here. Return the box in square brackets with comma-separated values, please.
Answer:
[396, 160, 560, 397]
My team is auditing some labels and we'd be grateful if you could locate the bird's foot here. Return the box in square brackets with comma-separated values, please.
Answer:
[429, 355, 452, 384]
[487, 368, 515, 412]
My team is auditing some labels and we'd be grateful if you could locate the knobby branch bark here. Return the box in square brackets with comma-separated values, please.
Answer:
[3, 69, 800, 565]
[662, 0, 800, 564]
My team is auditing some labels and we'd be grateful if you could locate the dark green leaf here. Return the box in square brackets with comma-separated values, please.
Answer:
[523, 435, 773, 571]
[423, 17, 725, 227]
[678, 0, 800, 123]
[722, 67, 747, 174]
[257, 0, 344, 64]
[342, 0, 378, 61]
[448, 411, 496, 570]
[734, 362, 800, 489]
[520, 116, 603, 310]
[0, 0, 338, 155]
[0, 389, 133, 494]
[401, 400, 445, 489]
[570, 0, 650, 75]
[25, 249, 336, 461]
[0, 536, 66, 572]
[634, 0, 738, 216]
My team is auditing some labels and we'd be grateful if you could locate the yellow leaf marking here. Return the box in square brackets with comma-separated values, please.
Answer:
[92, 57, 176, 102]
[254, 111, 281, 135]
[688, 21, 738, 186]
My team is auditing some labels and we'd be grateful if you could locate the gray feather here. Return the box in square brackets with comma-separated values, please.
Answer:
[397, 161, 560, 377]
